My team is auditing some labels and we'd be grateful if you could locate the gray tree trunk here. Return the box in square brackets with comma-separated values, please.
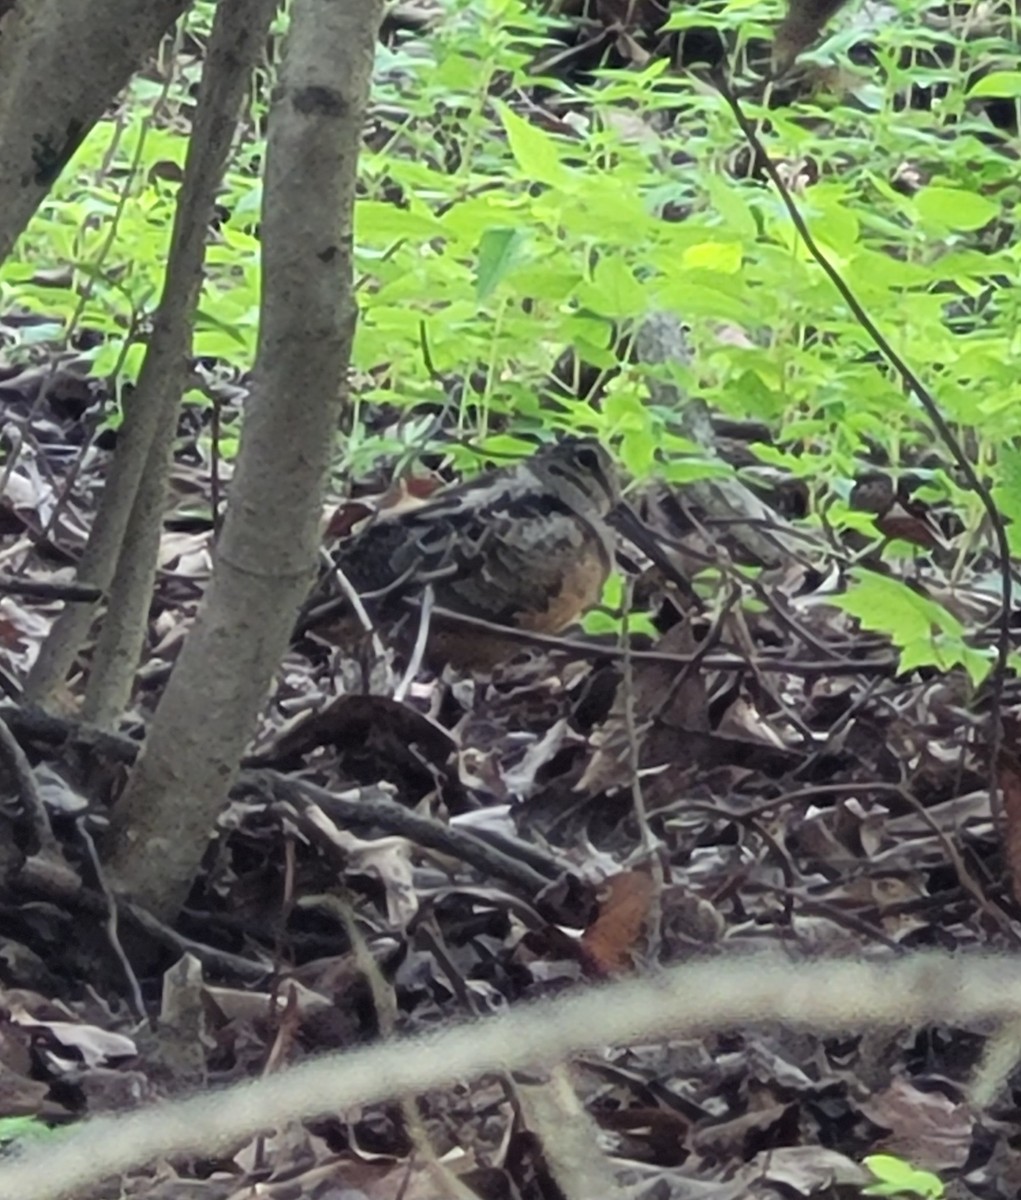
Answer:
[105, 0, 383, 920]
[79, 0, 282, 729]
[0, 0, 190, 267]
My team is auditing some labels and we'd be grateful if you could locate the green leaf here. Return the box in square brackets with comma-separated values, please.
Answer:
[120, 342, 146, 383]
[681, 241, 743, 274]
[913, 186, 999, 232]
[620, 428, 657, 475]
[808, 187, 860, 253]
[0, 1115, 59, 1144]
[833, 570, 961, 645]
[510, 263, 582, 302]
[357, 200, 443, 241]
[476, 434, 542, 459]
[994, 446, 1021, 520]
[967, 72, 1021, 99]
[863, 1153, 944, 1199]
[193, 329, 254, 360]
[702, 175, 758, 239]
[582, 574, 658, 638]
[89, 340, 125, 378]
[604, 388, 652, 430]
[661, 459, 732, 484]
[498, 105, 571, 188]
[584, 256, 647, 319]
[832, 571, 990, 684]
[475, 227, 523, 300]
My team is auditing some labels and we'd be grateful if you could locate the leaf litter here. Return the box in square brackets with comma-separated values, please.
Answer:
[1, 6, 1021, 1200]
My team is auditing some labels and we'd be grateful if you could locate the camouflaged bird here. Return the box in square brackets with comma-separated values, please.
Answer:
[297, 437, 622, 668]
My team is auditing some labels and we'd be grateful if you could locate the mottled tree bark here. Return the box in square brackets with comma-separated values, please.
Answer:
[0, 0, 190, 267]
[105, 0, 383, 919]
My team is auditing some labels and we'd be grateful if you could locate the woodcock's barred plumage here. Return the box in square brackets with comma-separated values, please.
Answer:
[299, 437, 622, 668]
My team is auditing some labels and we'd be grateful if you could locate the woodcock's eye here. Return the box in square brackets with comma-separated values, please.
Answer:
[574, 445, 603, 474]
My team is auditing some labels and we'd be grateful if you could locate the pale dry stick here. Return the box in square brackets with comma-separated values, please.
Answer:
[427, 603, 900, 676]
[251, 973, 306, 1172]
[0, 424, 22, 503]
[393, 582, 434, 704]
[619, 577, 665, 962]
[77, 820, 146, 1020]
[329, 894, 481, 1200]
[423, 917, 624, 1200]
[6, 953, 1021, 1200]
[514, 1065, 625, 1200]
[970, 1017, 1021, 1109]
[332, 558, 388, 661]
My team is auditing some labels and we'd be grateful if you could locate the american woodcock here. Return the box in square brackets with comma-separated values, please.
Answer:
[298, 437, 622, 668]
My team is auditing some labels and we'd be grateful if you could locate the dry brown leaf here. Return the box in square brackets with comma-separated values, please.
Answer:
[579, 869, 655, 975]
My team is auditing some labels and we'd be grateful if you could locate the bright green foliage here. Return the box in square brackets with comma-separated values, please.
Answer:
[862, 1153, 944, 1199]
[831, 569, 993, 686]
[583, 573, 658, 640]
[1, 0, 1019, 676]
[992, 445, 1021, 557]
[0, 1115, 62, 1149]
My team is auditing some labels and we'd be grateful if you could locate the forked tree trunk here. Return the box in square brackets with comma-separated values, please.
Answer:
[104, 0, 383, 920]
[78, 0, 282, 728]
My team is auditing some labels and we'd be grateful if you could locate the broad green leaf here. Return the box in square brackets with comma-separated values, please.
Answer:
[703, 174, 758, 239]
[87, 340, 124, 377]
[498, 105, 570, 187]
[833, 570, 963, 644]
[569, 335, 619, 369]
[604, 388, 652, 430]
[193, 329, 254, 359]
[120, 342, 146, 383]
[661, 459, 732, 484]
[229, 182, 262, 221]
[898, 638, 990, 688]
[434, 52, 488, 92]
[583, 607, 658, 638]
[440, 194, 527, 244]
[0, 1115, 58, 1144]
[967, 72, 1021, 99]
[357, 200, 444, 240]
[619, 428, 657, 475]
[863, 1153, 944, 1199]
[572, 179, 656, 238]
[475, 227, 523, 300]
[681, 241, 743, 274]
[475, 434, 540, 459]
[832, 572, 989, 682]
[583, 574, 658, 638]
[510, 263, 582, 302]
[809, 195, 860, 254]
[993, 445, 1021, 555]
[913, 186, 999, 232]
[584, 256, 647, 319]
